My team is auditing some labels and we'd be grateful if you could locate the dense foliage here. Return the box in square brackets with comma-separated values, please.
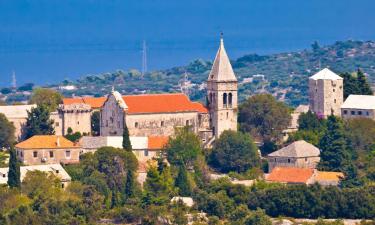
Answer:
[342, 69, 373, 99]
[122, 123, 132, 151]
[209, 131, 260, 173]
[24, 104, 55, 139]
[0, 113, 15, 148]
[29, 88, 63, 111]
[239, 94, 291, 142]
[7, 148, 20, 188]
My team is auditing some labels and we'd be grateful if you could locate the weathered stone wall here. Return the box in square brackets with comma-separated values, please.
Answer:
[309, 79, 343, 117]
[16, 148, 80, 165]
[268, 156, 320, 172]
[100, 95, 125, 136]
[341, 108, 375, 120]
[8, 118, 28, 141]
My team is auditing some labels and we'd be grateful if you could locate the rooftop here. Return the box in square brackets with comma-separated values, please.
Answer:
[266, 167, 314, 184]
[16, 135, 80, 149]
[315, 171, 344, 182]
[309, 68, 343, 81]
[63, 93, 208, 114]
[341, 94, 375, 110]
[268, 140, 320, 158]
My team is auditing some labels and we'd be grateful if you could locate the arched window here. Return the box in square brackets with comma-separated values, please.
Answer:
[223, 93, 227, 107]
[228, 93, 233, 107]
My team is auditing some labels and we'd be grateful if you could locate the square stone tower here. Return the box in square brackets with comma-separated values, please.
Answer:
[207, 36, 238, 138]
[308, 68, 343, 118]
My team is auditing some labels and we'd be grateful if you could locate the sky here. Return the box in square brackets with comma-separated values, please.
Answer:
[1, 0, 375, 86]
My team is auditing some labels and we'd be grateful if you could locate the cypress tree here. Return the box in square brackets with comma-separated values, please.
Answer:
[7, 147, 20, 188]
[124, 169, 135, 200]
[24, 104, 55, 139]
[111, 188, 118, 209]
[175, 165, 191, 196]
[122, 123, 132, 151]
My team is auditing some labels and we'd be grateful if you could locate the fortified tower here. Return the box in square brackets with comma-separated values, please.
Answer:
[207, 36, 238, 138]
[308, 68, 343, 118]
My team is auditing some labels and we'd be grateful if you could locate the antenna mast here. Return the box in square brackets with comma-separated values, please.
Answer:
[180, 71, 190, 96]
[141, 40, 147, 77]
[11, 70, 16, 89]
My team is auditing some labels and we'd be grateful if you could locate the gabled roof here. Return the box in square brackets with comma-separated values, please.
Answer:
[268, 140, 320, 158]
[309, 68, 343, 80]
[63, 93, 208, 114]
[0, 104, 36, 119]
[341, 94, 375, 110]
[266, 167, 314, 184]
[16, 135, 80, 149]
[207, 38, 237, 82]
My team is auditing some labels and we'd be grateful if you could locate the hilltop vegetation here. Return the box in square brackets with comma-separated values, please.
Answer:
[2, 40, 375, 106]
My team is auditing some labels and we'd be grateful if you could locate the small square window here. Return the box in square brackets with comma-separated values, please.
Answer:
[161, 121, 164, 127]
[55, 122, 59, 127]
[333, 89, 335, 92]
[287, 158, 291, 163]
[77, 121, 79, 125]
[358, 111, 362, 115]
[65, 150, 71, 158]
[50, 151, 54, 158]
[366, 111, 370, 116]
[135, 122, 139, 128]
[33, 151, 38, 158]
[351, 111, 355, 115]
[144, 150, 149, 157]
[343, 110, 348, 115]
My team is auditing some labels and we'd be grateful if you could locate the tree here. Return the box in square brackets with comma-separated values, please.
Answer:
[298, 110, 323, 132]
[143, 165, 171, 206]
[287, 130, 320, 146]
[7, 147, 20, 188]
[24, 104, 55, 139]
[318, 115, 357, 184]
[29, 88, 63, 111]
[239, 94, 291, 142]
[91, 111, 100, 136]
[243, 208, 272, 225]
[0, 113, 15, 148]
[124, 169, 136, 201]
[175, 164, 192, 196]
[357, 69, 373, 96]
[209, 131, 260, 173]
[64, 127, 82, 142]
[166, 127, 202, 168]
[122, 123, 132, 151]
[342, 70, 373, 99]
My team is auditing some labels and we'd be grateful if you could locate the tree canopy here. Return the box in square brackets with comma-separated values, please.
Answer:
[24, 104, 55, 139]
[0, 113, 15, 148]
[239, 94, 291, 142]
[342, 69, 373, 99]
[7, 148, 20, 188]
[209, 131, 260, 173]
[29, 88, 63, 111]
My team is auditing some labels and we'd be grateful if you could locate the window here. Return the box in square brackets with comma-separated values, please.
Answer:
[77, 121, 79, 125]
[20, 151, 23, 157]
[358, 111, 363, 115]
[287, 158, 291, 163]
[223, 93, 227, 107]
[49, 151, 54, 158]
[65, 150, 71, 158]
[144, 150, 149, 157]
[351, 111, 355, 115]
[305, 158, 308, 162]
[333, 89, 335, 92]
[334, 99, 336, 103]
[55, 122, 59, 127]
[366, 111, 370, 116]
[186, 120, 189, 126]
[343, 110, 348, 115]
[106, 120, 108, 127]
[55, 170, 59, 174]
[110, 117, 114, 123]
[161, 121, 164, 127]
[2, 173, 5, 178]
[228, 93, 233, 107]
[33, 151, 38, 158]
[226, 112, 229, 119]
[61, 183, 65, 188]
[135, 122, 139, 128]
[274, 158, 276, 162]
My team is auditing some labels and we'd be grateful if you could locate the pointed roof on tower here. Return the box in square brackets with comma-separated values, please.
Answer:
[208, 34, 237, 82]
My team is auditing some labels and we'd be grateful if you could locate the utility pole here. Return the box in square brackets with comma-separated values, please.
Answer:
[141, 40, 147, 77]
[180, 71, 190, 96]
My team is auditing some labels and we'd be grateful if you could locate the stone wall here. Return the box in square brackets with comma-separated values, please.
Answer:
[268, 156, 320, 172]
[309, 79, 343, 117]
[100, 94, 125, 136]
[16, 148, 80, 165]
[341, 108, 375, 120]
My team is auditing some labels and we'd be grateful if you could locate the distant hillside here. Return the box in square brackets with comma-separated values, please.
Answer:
[4, 40, 375, 107]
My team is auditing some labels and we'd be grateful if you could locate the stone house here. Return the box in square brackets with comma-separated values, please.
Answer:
[0, 163, 71, 188]
[341, 95, 375, 120]
[267, 140, 320, 172]
[309, 68, 343, 118]
[0, 104, 36, 140]
[15, 135, 80, 165]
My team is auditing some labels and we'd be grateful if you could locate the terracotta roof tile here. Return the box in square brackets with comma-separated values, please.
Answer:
[63, 93, 208, 114]
[16, 135, 80, 149]
[148, 136, 169, 150]
[315, 171, 344, 182]
[266, 167, 314, 184]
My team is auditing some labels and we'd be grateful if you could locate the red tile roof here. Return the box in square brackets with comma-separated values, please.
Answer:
[266, 167, 314, 184]
[148, 136, 169, 150]
[63, 93, 208, 114]
[16, 135, 80, 149]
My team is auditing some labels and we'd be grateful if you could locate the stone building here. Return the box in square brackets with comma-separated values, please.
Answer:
[0, 104, 36, 140]
[309, 68, 343, 118]
[63, 37, 238, 145]
[267, 140, 320, 172]
[15, 135, 80, 165]
[341, 95, 375, 120]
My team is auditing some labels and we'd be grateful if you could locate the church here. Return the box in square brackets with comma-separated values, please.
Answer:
[62, 37, 238, 145]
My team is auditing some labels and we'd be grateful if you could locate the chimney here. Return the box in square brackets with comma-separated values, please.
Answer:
[56, 136, 60, 147]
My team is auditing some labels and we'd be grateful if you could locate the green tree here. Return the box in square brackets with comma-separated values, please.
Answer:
[29, 88, 63, 111]
[357, 69, 373, 96]
[142, 165, 171, 206]
[91, 111, 100, 136]
[239, 94, 291, 142]
[166, 127, 202, 168]
[122, 123, 132, 151]
[7, 147, 20, 188]
[298, 110, 323, 132]
[24, 104, 55, 139]
[318, 116, 358, 185]
[0, 113, 15, 148]
[124, 169, 136, 201]
[64, 127, 82, 142]
[175, 164, 192, 196]
[209, 131, 260, 173]
[287, 130, 320, 146]
[244, 208, 272, 225]
[342, 70, 373, 99]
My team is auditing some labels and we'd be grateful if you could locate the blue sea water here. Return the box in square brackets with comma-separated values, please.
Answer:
[0, 0, 375, 86]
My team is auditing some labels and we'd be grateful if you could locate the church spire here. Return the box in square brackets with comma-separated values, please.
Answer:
[208, 34, 237, 82]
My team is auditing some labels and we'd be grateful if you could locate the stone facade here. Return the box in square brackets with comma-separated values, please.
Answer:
[308, 68, 343, 118]
[53, 103, 92, 136]
[268, 156, 321, 172]
[341, 95, 375, 120]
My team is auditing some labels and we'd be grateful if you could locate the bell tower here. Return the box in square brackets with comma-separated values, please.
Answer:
[207, 35, 238, 138]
